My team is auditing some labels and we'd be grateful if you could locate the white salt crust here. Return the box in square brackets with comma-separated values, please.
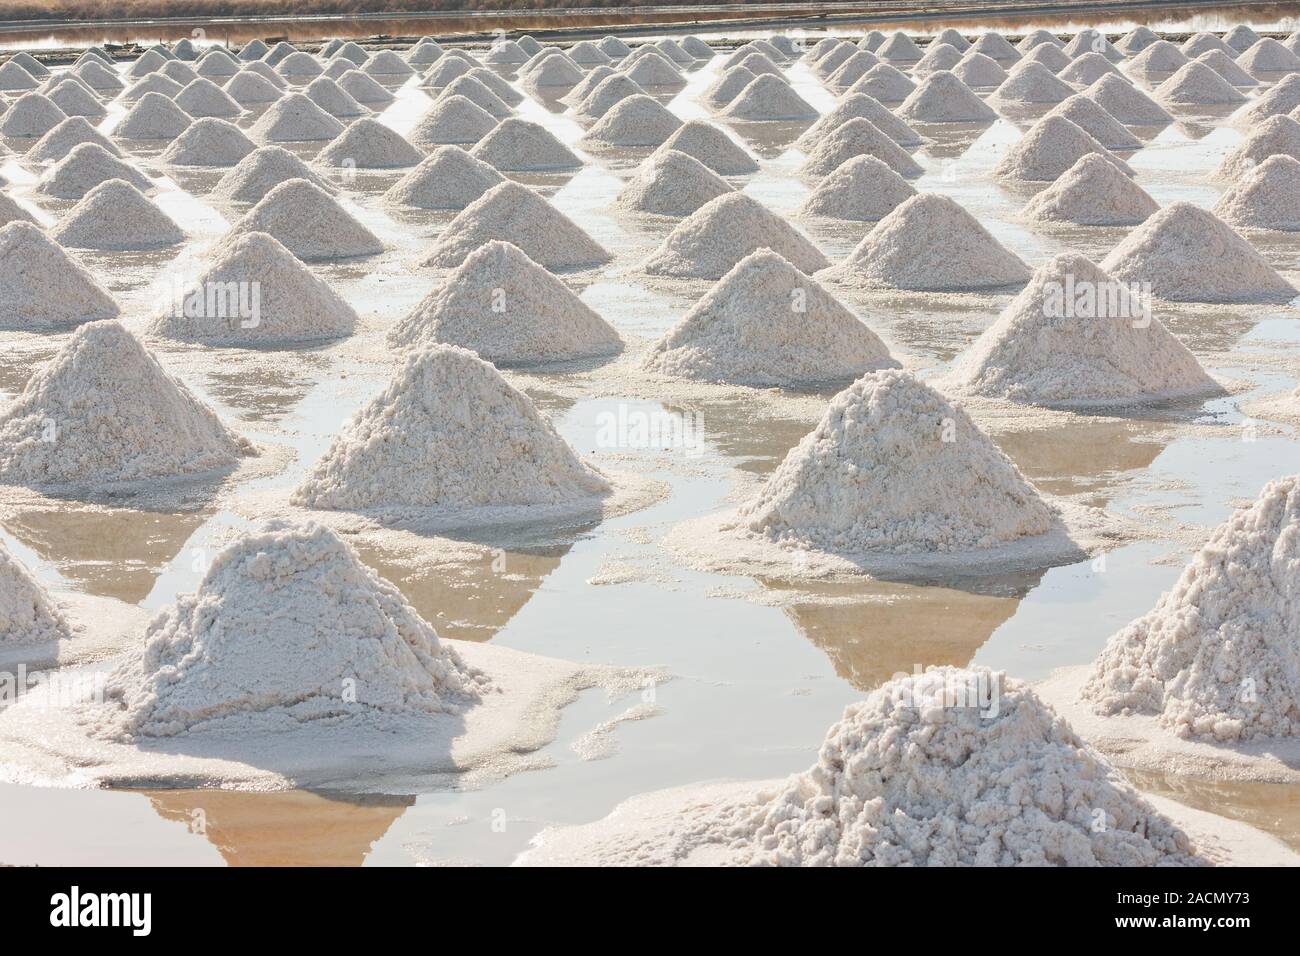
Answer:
[0, 540, 71, 647]
[796, 92, 924, 149]
[161, 117, 256, 167]
[384, 145, 504, 210]
[231, 178, 383, 261]
[210, 145, 338, 204]
[799, 117, 923, 179]
[0, 221, 119, 331]
[1213, 155, 1300, 231]
[993, 115, 1133, 183]
[471, 118, 582, 171]
[50, 179, 185, 251]
[650, 120, 760, 175]
[799, 154, 917, 221]
[315, 117, 423, 169]
[1021, 153, 1159, 227]
[615, 149, 733, 218]
[37, 142, 155, 200]
[409, 94, 498, 147]
[115, 91, 192, 140]
[896, 70, 997, 122]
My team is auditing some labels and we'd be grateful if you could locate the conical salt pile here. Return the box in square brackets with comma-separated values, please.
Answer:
[523, 53, 587, 90]
[1100, 202, 1296, 303]
[877, 31, 923, 62]
[1233, 74, 1300, 126]
[232, 178, 382, 262]
[0, 540, 70, 646]
[655, 37, 692, 65]
[238, 38, 269, 61]
[1153, 61, 1247, 106]
[174, 77, 243, 119]
[721, 75, 818, 121]
[813, 43, 856, 78]
[1215, 110, 1299, 178]
[989, 61, 1075, 107]
[0, 60, 39, 92]
[800, 118, 923, 178]
[421, 181, 611, 271]
[8, 52, 49, 79]
[575, 73, 647, 122]
[292, 345, 610, 513]
[1124, 40, 1189, 77]
[409, 94, 497, 147]
[330, 41, 369, 67]
[363, 49, 414, 78]
[569, 40, 613, 66]
[643, 248, 895, 387]
[249, 92, 345, 142]
[827, 50, 883, 89]
[262, 41, 297, 68]
[1083, 74, 1172, 125]
[160, 60, 200, 86]
[896, 70, 997, 122]
[211, 145, 337, 204]
[796, 91, 924, 149]
[74, 60, 124, 94]
[598, 36, 631, 58]
[0, 92, 67, 138]
[1082, 474, 1300, 741]
[97, 520, 483, 740]
[1018, 29, 1063, 53]
[406, 39, 444, 66]
[1213, 155, 1300, 231]
[910, 43, 962, 77]
[438, 75, 512, 118]
[195, 48, 241, 80]
[484, 39, 528, 65]
[1020, 43, 1072, 73]
[338, 69, 394, 107]
[800, 154, 917, 221]
[0, 222, 118, 331]
[37, 142, 155, 200]
[702, 66, 757, 110]
[994, 115, 1132, 182]
[51, 179, 185, 251]
[420, 55, 472, 89]
[1116, 25, 1161, 55]
[161, 117, 256, 166]
[1195, 49, 1258, 87]
[467, 67, 523, 107]
[384, 146, 504, 210]
[1235, 38, 1300, 75]
[275, 51, 323, 80]
[1058, 52, 1123, 86]
[949, 252, 1216, 406]
[953, 51, 1009, 88]
[623, 53, 686, 90]
[652, 120, 759, 175]
[934, 28, 971, 51]
[738, 369, 1054, 553]
[579, 94, 681, 148]
[303, 76, 367, 117]
[0, 191, 38, 229]
[470, 118, 582, 171]
[29, 116, 122, 164]
[0, 320, 250, 487]
[1224, 25, 1261, 54]
[389, 240, 621, 364]
[1045, 94, 1142, 150]
[562, 64, 616, 105]
[115, 91, 192, 140]
[315, 117, 423, 169]
[847, 63, 916, 103]
[616, 149, 732, 217]
[150, 231, 357, 345]
[641, 191, 829, 280]
[1183, 32, 1232, 57]
[1022, 153, 1158, 226]
[1062, 29, 1122, 62]
[47, 78, 107, 119]
[970, 31, 1022, 62]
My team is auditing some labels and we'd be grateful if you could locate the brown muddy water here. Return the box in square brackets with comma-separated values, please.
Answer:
[1, 13, 1299, 865]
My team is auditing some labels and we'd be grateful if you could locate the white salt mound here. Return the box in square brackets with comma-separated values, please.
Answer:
[823, 193, 1031, 292]
[1123, 40, 1189, 76]
[1223, 25, 1261, 54]
[1022, 153, 1158, 226]
[0, 541, 70, 646]
[388, 240, 621, 364]
[149, 231, 357, 345]
[1045, 94, 1142, 150]
[292, 344, 610, 514]
[579, 94, 681, 148]
[896, 70, 997, 122]
[47, 78, 107, 119]
[953, 51, 1009, 88]
[384, 145, 504, 210]
[1100, 202, 1296, 303]
[0, 221, 118, 331]
[37, 142, 155, 200]
[993, 115, 1132, 182]
[643, 248, 896, 387]
[737, 369, 1054, 554]
[303, 76, 368, 117]
[315, 117, 422, 168]
[615, 149, 732, 218]
[1117, 25, 1161, 55]
[575, 73, 648, 122]
[1153, 61, 1247, 106]
[1195, 49, 1258, 87]
[1182, 32, 1231, 57]
[232, 178, 382, 261]
[116, 91, 192, 140]
[471, 118, 582, 171]
[799, 154, 917, 221]
[651, 120, 759, 175]
[800, 117, 922, 179]
[1020, 43, 1072, 73]
[911, 43, 962, 77]
[438, 76, 512, 118]
[721, 74, 818, 121]
[990, 61, 1075, 105]
[0, 92, 67, 138]
[161, 117, 256, 167]
[249, 92, 345, 142]
[703, 65, 757, 110]
[29, 116, 121, 164]
[409, 94, 497, 147]
[211, 145, 337, 204]
[421, 181, 610, 271]
[338, 69, 394, 107]
[1233, 74, 1300, 127]
[0, 320, 249, 487]
[50, 179, 185, 251]
[970, 31, 1022, 62]
[878, 31, 923, 62]
[1236, 38, 1300, 75]
[0, 191, 38, 228]
[562, 64, 616, 105]
[623, 53, 685, 89]
[949, 252, 1217, 406]
[641, 191, 829, 280]
[847, 63, 915, 102]
[1085, 74, 1172, 126]
[1082, 474, 1300, 742]
[1213, 115, 1300, 181]
[1213, 155, 1300, 231]
[174, 77, 242, 119]
[796, 91, 924, 149]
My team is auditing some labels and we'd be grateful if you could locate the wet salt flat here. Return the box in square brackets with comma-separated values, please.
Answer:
[1, 20, 1300, 865]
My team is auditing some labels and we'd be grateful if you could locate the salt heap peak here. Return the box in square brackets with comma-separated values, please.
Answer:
[471, 118, 582, 171]
[598, 36, 632, 58]
[420, 55, 471, 89]
[384, 146, 504, 211]
[1223, 24, 1262, 54]
[1062, 28, 1123, 62]
[1182, 31, 1232, 57]
[796, 91, 924, 149]
[990, 61, 1076, 105]
[1116, 25, 1161, 55]
[1019, 43, 1072, 73]
[799, 154, 918, 221]
[623, 53, 686, 89]
[993, 115, 1133, 183]
[641, 191, 829, 280]
[651, 120, 760, 176]
[1082, 474, 1300, 742]
[1084, 74, 1172, 126]
[0, 320, 250, 487]
[953, 51, 1009, 88]
[823, 193, 1031, 292]
[616, 149, 732, 218]
[1213, 155, 1300, 232]
[1153, 61, 1248, 106]
[37, 142, 155, 200]
[643, 248, 896, 387]
[249, 92, 345, 142]
[211, 145, 338, 204]
[409, 94, 497, 147]
[1057, 52, 1122, 86]
[561, 64, 617, 106]
[160, 60, 200, 86]
[702, 66, 757, 110]
[1017, 29, 1063, 53]
[1123, 40, 1190, 77]
[116, 91, 192, 140]
[1045, 94, 1143, 150]
[911, 43, 962, 77]
[827, 50, 885, 89]
[0, 92, 67, 139]
[338, 69, 394, 107]
[949, 252, 1217, 407]
[0, 60, 40, 92]
[579, 94, 682, 148]
[161, 117, 256, 166]
[438, 75, 512, 119]
[1195, 49, 1258, 88]
[1234, 75, 1300, 127]
[1234, 37, 1300, 76]
[28, 116, 122, 164]
[174, 77, 243, 119]
[0, 192, 38, 229]
[896, 70, 997, 123]
[97, 521, 483, 740]
[800, 117, 923, 179]
[721, 74, 818, 121]
[847, 63, 916, 102]
[575, 73, 648, 123]
[877, 31, 923, 62]
[523, 53, 587, 90]
[47, 78, 107, 119]
[0, 222, 119, 331]
[233, 178, 382, 262]
[50, 179, 185, 251]
[292, 345, 610, 514]
[275, 51, 324, 80]
[970, 31, 1022, 62]
[0, 541, 71, 647]
[1100, 202, 1295, 303]
[1021, 153, 1158, 227]
[738, 369, 1055, 554]
[389, 240, 621, 365]
[149, 231, 357, 346]
[303, 76, 368, 117]
[467, 68, 524, 107]
[363, 49, 415, 78]
[315, 117, 423, 169]
[421, 181, 611, 272]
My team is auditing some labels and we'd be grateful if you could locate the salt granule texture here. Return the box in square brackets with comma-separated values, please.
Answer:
[651, 120, 759, 175]
[1021, 153, 1159, 227]
[615, 149, 733, 218]
[232, 178, 383, 262]
[1081, 474, 1300, 743]
[249, 92, 345, 142]
[224, 69, 283, 106]
[1123, 40, 1190, 77]
[388, 239, 621, 364]
[161, 117, 256, 167]
[0, 92, 67, 139]
[896, 70, 998, 123]
[471, 118, 583, 171]
[1195, 49, 1258, 88]
[384, 145, 504, 210]
[948, 253, 1217, 406]
[575, 73, 648, 123]
[1084, 74, 1173, 126]
[1213, 155, 1300, 231]
[642, 248, 896, 387]
[174, 77, 243, 119]
[291, 344, 610, 514]
[421, 181, 611, 272]
[0, 221, 119, 331]
[37, 142, 155, 200]
[1153, 61, 1247, 106]
[721, 75, 818, 121]
[1099, 202, 1296, 303]
[47, 79, 107, 120]
[796, 92, 923, 149]
[115, 91, 193, 140]
[799, 154, 917, 221]
[1213, 115, 1300, 181]
[211, 145, 338, 204]
[0, 320, 250, 487]
[0, 192, 38, 229]
[579, 94, 682, 149]
[847, 64, 915, 103]
[29, 116, 122, 164]
[338, 69, 394, 107]
[799, 117, 922, 179]
[701, 66, 755, 110]
[954, 51, 1010, 88]
[1019, 43, 1071, 73]
[149, 231, 357, 346]
[641, 191, 829, 280]
[315, 117, 423, 168]
[50, 179, 186, 251]
[409, 94, 497, 147]
[303, 76, 368, 117]
[1044, 94, 1142, 150]
[989, 61, 1075, 106]
[93, 521, 484, 740]
[736, 369, 1054, 555]
[910, 43, 962, 78]
[823, 193, 1031, 293]
[438, 76, 512, 119]
[0, 540, 70, 646]
[993, 115, 1132, 183]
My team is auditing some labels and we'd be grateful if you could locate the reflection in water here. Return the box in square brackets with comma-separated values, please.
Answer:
[194, 350, 333, 423]
[996, 416, 1170, 502]
[726, 119, 814, 158]
[664, 398, 825, 475]
[147, 789, 414, 866]
[1124, 768, 1300, 852]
